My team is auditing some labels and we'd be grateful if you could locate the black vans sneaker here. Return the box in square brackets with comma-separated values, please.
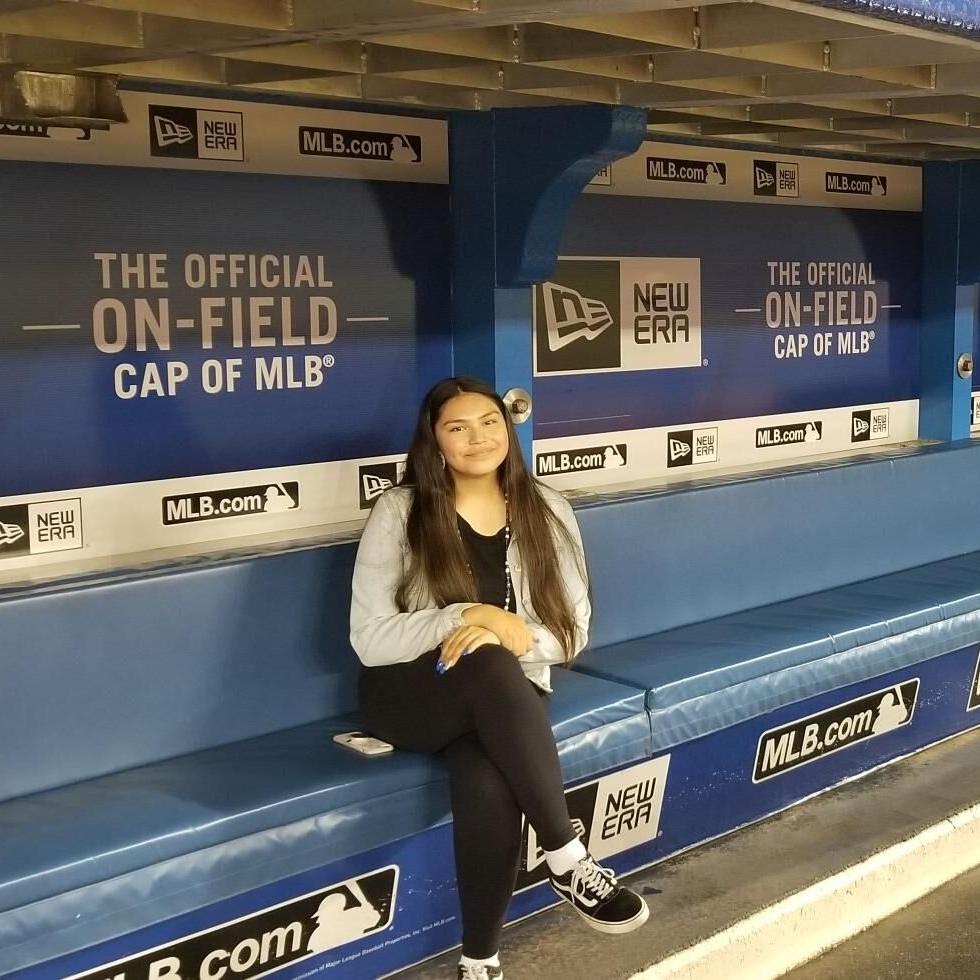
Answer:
[458, 962, 503, 980]
[549, 855, 649, 934]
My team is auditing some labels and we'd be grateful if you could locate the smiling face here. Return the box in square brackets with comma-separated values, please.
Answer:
[434, 391, 509, 480]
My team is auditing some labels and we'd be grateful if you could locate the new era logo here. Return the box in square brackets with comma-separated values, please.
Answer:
[363, 473, 392, 500]
[534, 258, 702, 376]
[0, 499, 82, 558]
[149, 104, 244, 161]
[358, 461, 406, 509]
[851, 408, 889, 443]
[154, 115, 194, 147]
[668, 437, 690, 464]
[754, 160, 799, 198]
[540, 281, 614, 352]
[0, 520, 25, 547]
[667, 427, 718, 468]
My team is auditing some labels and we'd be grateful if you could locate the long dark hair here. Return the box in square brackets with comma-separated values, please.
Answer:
[393, 376, 586, 664]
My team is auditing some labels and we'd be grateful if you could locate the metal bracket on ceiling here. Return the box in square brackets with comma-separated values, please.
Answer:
[0, 71, 126, 130]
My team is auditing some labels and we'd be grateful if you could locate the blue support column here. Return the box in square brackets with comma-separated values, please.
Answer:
[450, 105, 645, 463]
[920, 161, 980, 441]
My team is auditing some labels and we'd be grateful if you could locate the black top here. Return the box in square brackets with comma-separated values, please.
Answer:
[457, 514, 514, 613]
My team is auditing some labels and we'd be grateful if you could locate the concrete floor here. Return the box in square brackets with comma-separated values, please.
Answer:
[785, 863, 980, 979]
[396, 727, 980, 979]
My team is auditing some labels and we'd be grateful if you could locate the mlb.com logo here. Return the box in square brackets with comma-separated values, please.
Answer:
[149, 105, 244, 161]
[533, 257, 702, 376]
[646, 156, 727, 186]
[754, 680, 918, 783]
[299, 126, 422, 164]
[536, 444, 627, 476]
[851, 408, 890, 442]
[756, 420, 822, 448]
[753, 160, 799, 198]
[74, 866, 399, 980]
[358, 460, 407, 509]
[826, 171, 887, 197]
[666, 428, 719, 468]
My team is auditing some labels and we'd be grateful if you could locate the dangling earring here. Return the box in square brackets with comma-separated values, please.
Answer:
[439, 453, 446, 469]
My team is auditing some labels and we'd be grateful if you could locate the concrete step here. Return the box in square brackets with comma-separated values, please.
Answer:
[395, 725, 980, 979]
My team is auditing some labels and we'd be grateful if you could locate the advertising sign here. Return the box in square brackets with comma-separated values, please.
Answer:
[0, 94, 450, 571]
[534, 143, 921, 489]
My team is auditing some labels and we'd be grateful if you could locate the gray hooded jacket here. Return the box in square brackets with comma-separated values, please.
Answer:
[349, 483, 591, 692]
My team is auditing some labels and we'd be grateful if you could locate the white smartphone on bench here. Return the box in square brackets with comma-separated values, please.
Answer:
[333, 731, 395, 757]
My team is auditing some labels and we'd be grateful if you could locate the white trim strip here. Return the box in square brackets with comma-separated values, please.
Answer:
[630, 801, 980, 980]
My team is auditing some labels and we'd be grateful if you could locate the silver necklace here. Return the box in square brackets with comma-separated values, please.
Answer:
[457, 493, 512, 612]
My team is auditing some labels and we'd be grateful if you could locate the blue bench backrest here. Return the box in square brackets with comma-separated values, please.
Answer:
[0, 545, 359, 802]
[3, 440, 980, 803]
[581, 441, 980, 648]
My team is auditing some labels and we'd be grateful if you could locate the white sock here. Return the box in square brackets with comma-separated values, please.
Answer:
[544, 836, 587, 876]
[460, 953, 500, 969]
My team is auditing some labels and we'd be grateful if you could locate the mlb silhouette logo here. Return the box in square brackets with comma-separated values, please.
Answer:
[969, 652, 980, 711]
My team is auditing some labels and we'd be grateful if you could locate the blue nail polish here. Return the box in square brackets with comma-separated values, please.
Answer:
[436, 660, 447, 674]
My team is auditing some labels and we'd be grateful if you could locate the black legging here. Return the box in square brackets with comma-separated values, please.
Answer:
[359, 644, 577, 958]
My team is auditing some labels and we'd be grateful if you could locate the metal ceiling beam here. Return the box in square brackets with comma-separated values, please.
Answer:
[890, 93, 980, 114]
[140, 14, 270, 54]
[828, 34, 980, 71]
[763, 71, 926, 100]
[619, 79, 769, 107]
[87, 0, 291, 31]
[935, 61, 980, 92]
[519, 23, 658, 61]
[653, 50, 814, 81]
[0, 33, 143, 67]
[217, 41, 364, 74]
[700, 4, 879, 50]
[542, 10, 694, 50]
[94, 54, 226, 84]
[0, 0, 969, 156]
[362, 43, 480, 74]
[0, 4, 142, 46]
[525, 53, 655, 82]
[369, 27, 513, 61]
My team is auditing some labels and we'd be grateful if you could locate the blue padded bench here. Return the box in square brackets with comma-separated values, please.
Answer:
[0, 548, 649, 975]
[571, 440, 980, 750]
[5, 438, 980, 975]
